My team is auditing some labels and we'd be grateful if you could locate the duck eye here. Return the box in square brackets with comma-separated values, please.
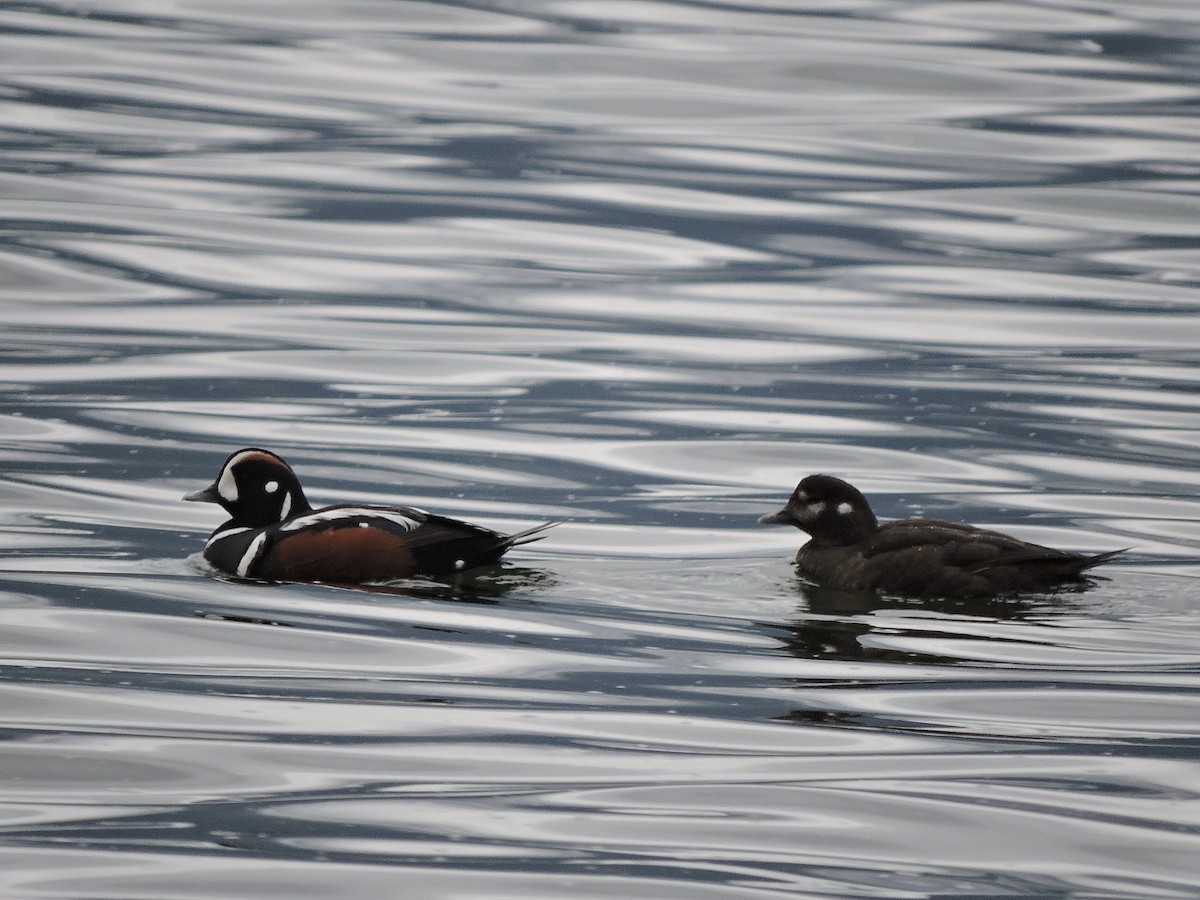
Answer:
[264, 480, 279, 494]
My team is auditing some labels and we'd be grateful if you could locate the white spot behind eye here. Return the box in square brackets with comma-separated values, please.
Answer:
[836, 502, 853, 515]
[264, 480, 279, 494]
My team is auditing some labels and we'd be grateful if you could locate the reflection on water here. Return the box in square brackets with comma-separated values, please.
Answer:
[2, 0, 1200, 897]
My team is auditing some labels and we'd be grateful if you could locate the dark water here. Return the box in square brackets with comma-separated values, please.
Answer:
[2, 1, 1200, 897]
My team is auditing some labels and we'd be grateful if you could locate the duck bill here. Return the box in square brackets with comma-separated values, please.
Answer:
[183, 483, 220, 504]
[757, 508, 794, 526]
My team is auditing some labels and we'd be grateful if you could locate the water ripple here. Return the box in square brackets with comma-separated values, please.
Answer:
[3, 0, 1200, 897]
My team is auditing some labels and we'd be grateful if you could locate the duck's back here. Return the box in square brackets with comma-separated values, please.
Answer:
[798, 518, 1116, 598]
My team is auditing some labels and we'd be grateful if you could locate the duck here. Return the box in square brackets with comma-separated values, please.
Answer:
[758, 474, 1122, 599]
[184, 448, 554, 584]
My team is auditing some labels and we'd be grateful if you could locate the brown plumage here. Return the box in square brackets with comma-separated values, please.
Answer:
[258, 524, 420, 583]
[759, 474, 1123, 599]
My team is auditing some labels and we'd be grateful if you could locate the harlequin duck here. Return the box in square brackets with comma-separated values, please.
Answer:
[184, 448, 554, 584]
[758, 474, 1123, 599]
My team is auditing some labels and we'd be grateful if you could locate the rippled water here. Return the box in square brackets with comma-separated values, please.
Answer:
[3, 1, 1200, 897]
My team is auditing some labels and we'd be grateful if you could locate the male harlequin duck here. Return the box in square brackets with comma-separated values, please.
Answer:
[758, 474, 1123, 599]
[185, 448, 554, 584]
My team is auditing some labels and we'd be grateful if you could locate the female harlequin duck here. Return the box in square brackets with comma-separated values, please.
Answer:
[185, 448, 554, 584]
[758, 474, 1123, 599]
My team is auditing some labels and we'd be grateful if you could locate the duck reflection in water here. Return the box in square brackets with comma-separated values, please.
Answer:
[192, 564, 559, 629]
[778, 572, 1061, 664]
[197, 560, 558, 604]
[774, 573, 1086, 728]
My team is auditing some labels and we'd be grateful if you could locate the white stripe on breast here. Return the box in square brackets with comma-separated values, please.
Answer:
[206, 526, 251, 550]
[237, 532, 269, 578]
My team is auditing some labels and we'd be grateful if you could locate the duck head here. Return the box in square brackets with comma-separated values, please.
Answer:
[184, 448, 313, 527]
[758, 474, 879, 545]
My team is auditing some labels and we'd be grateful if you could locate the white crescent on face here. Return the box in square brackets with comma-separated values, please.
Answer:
[216, 461, 241, 502]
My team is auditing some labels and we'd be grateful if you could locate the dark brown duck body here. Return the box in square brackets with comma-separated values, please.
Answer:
[760, 474, 1122, 599]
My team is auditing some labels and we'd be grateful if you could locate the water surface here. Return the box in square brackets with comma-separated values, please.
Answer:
[2, 1, 1200, 897]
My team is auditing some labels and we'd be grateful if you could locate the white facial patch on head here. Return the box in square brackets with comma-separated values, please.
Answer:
[217, 464, 239, 503]
[836, 501, 853, 515]
[264, 480, 279, 494]
[216, 449, 270, 504]
[804, 500, 826, 518]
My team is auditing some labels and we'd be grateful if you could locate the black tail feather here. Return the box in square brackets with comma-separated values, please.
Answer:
[407, 518, 559, 575]
[1076, 548, 1129, 573]
[501, 521, 560, 549]
[968, 546, 1128, 578]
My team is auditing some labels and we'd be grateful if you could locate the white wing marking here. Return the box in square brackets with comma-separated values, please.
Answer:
[279, 507, 422, 533]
